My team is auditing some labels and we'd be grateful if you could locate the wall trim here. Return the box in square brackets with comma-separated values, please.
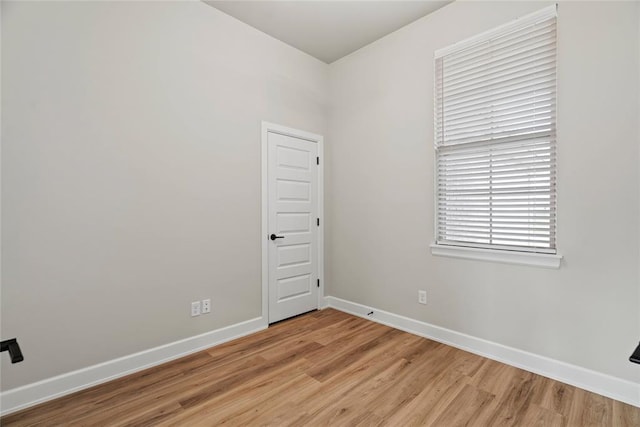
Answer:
[319, 296, 330, 310]
[430, 243, 562, 269]
[326, 296, 640, 408]
[0, 317, 267, 416]
[4, 300, 637, 415]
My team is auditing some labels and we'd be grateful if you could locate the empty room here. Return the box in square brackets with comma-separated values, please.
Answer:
[1, 0, 639, 425]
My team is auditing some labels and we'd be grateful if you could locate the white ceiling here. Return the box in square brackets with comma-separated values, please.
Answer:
[204, 1, 452, 63]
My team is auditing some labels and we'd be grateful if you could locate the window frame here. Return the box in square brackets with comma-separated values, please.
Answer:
[430, 5, 562, 269]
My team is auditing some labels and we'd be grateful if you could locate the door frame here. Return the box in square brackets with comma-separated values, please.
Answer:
[261, 121, 324, 325]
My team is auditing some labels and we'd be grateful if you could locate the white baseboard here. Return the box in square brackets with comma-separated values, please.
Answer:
[319, 296, 330, 309]
[326, 296, 640, 408]
[0, 317, 267, 416]
[4, 300, 638, 415]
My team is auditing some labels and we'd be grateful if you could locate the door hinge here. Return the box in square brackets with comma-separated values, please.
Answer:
[317, 218, 320, 226]
[316, 156, 319, 165]
[317, 279, 320, 288]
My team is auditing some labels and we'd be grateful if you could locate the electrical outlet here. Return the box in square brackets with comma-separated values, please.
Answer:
[191, 301, 201, 317]
[418, 290, 427, 305]
[202, 299, 211, 314]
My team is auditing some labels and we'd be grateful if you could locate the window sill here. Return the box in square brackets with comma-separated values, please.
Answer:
[430, 243, 562, 269]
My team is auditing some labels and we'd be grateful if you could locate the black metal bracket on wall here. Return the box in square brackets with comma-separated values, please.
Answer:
[0, 338, 24, 363]
[631, 342, 640, 364]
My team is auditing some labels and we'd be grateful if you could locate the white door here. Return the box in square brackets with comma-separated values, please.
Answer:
[267, 131, 318, 323]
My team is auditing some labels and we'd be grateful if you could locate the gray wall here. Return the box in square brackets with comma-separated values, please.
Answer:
[2, 0, 639, 396]
[1, 1, 327, 390]
[327, 0, 640, 383]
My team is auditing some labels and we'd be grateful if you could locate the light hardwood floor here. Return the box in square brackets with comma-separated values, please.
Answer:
[2, 309, 639, 426]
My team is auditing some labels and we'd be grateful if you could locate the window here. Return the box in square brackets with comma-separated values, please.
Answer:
[432, 6, 560, 267]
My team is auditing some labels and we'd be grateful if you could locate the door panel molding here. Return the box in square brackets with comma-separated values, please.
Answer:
[261, 122, 324, 325]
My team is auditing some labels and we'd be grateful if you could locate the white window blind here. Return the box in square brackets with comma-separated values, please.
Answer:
[434, 6, 557, 254]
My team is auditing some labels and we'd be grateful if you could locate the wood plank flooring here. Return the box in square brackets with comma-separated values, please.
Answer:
[2, 309, 639, 426]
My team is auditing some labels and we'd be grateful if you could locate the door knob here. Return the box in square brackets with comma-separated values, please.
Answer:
[270, 234, 285, 240]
